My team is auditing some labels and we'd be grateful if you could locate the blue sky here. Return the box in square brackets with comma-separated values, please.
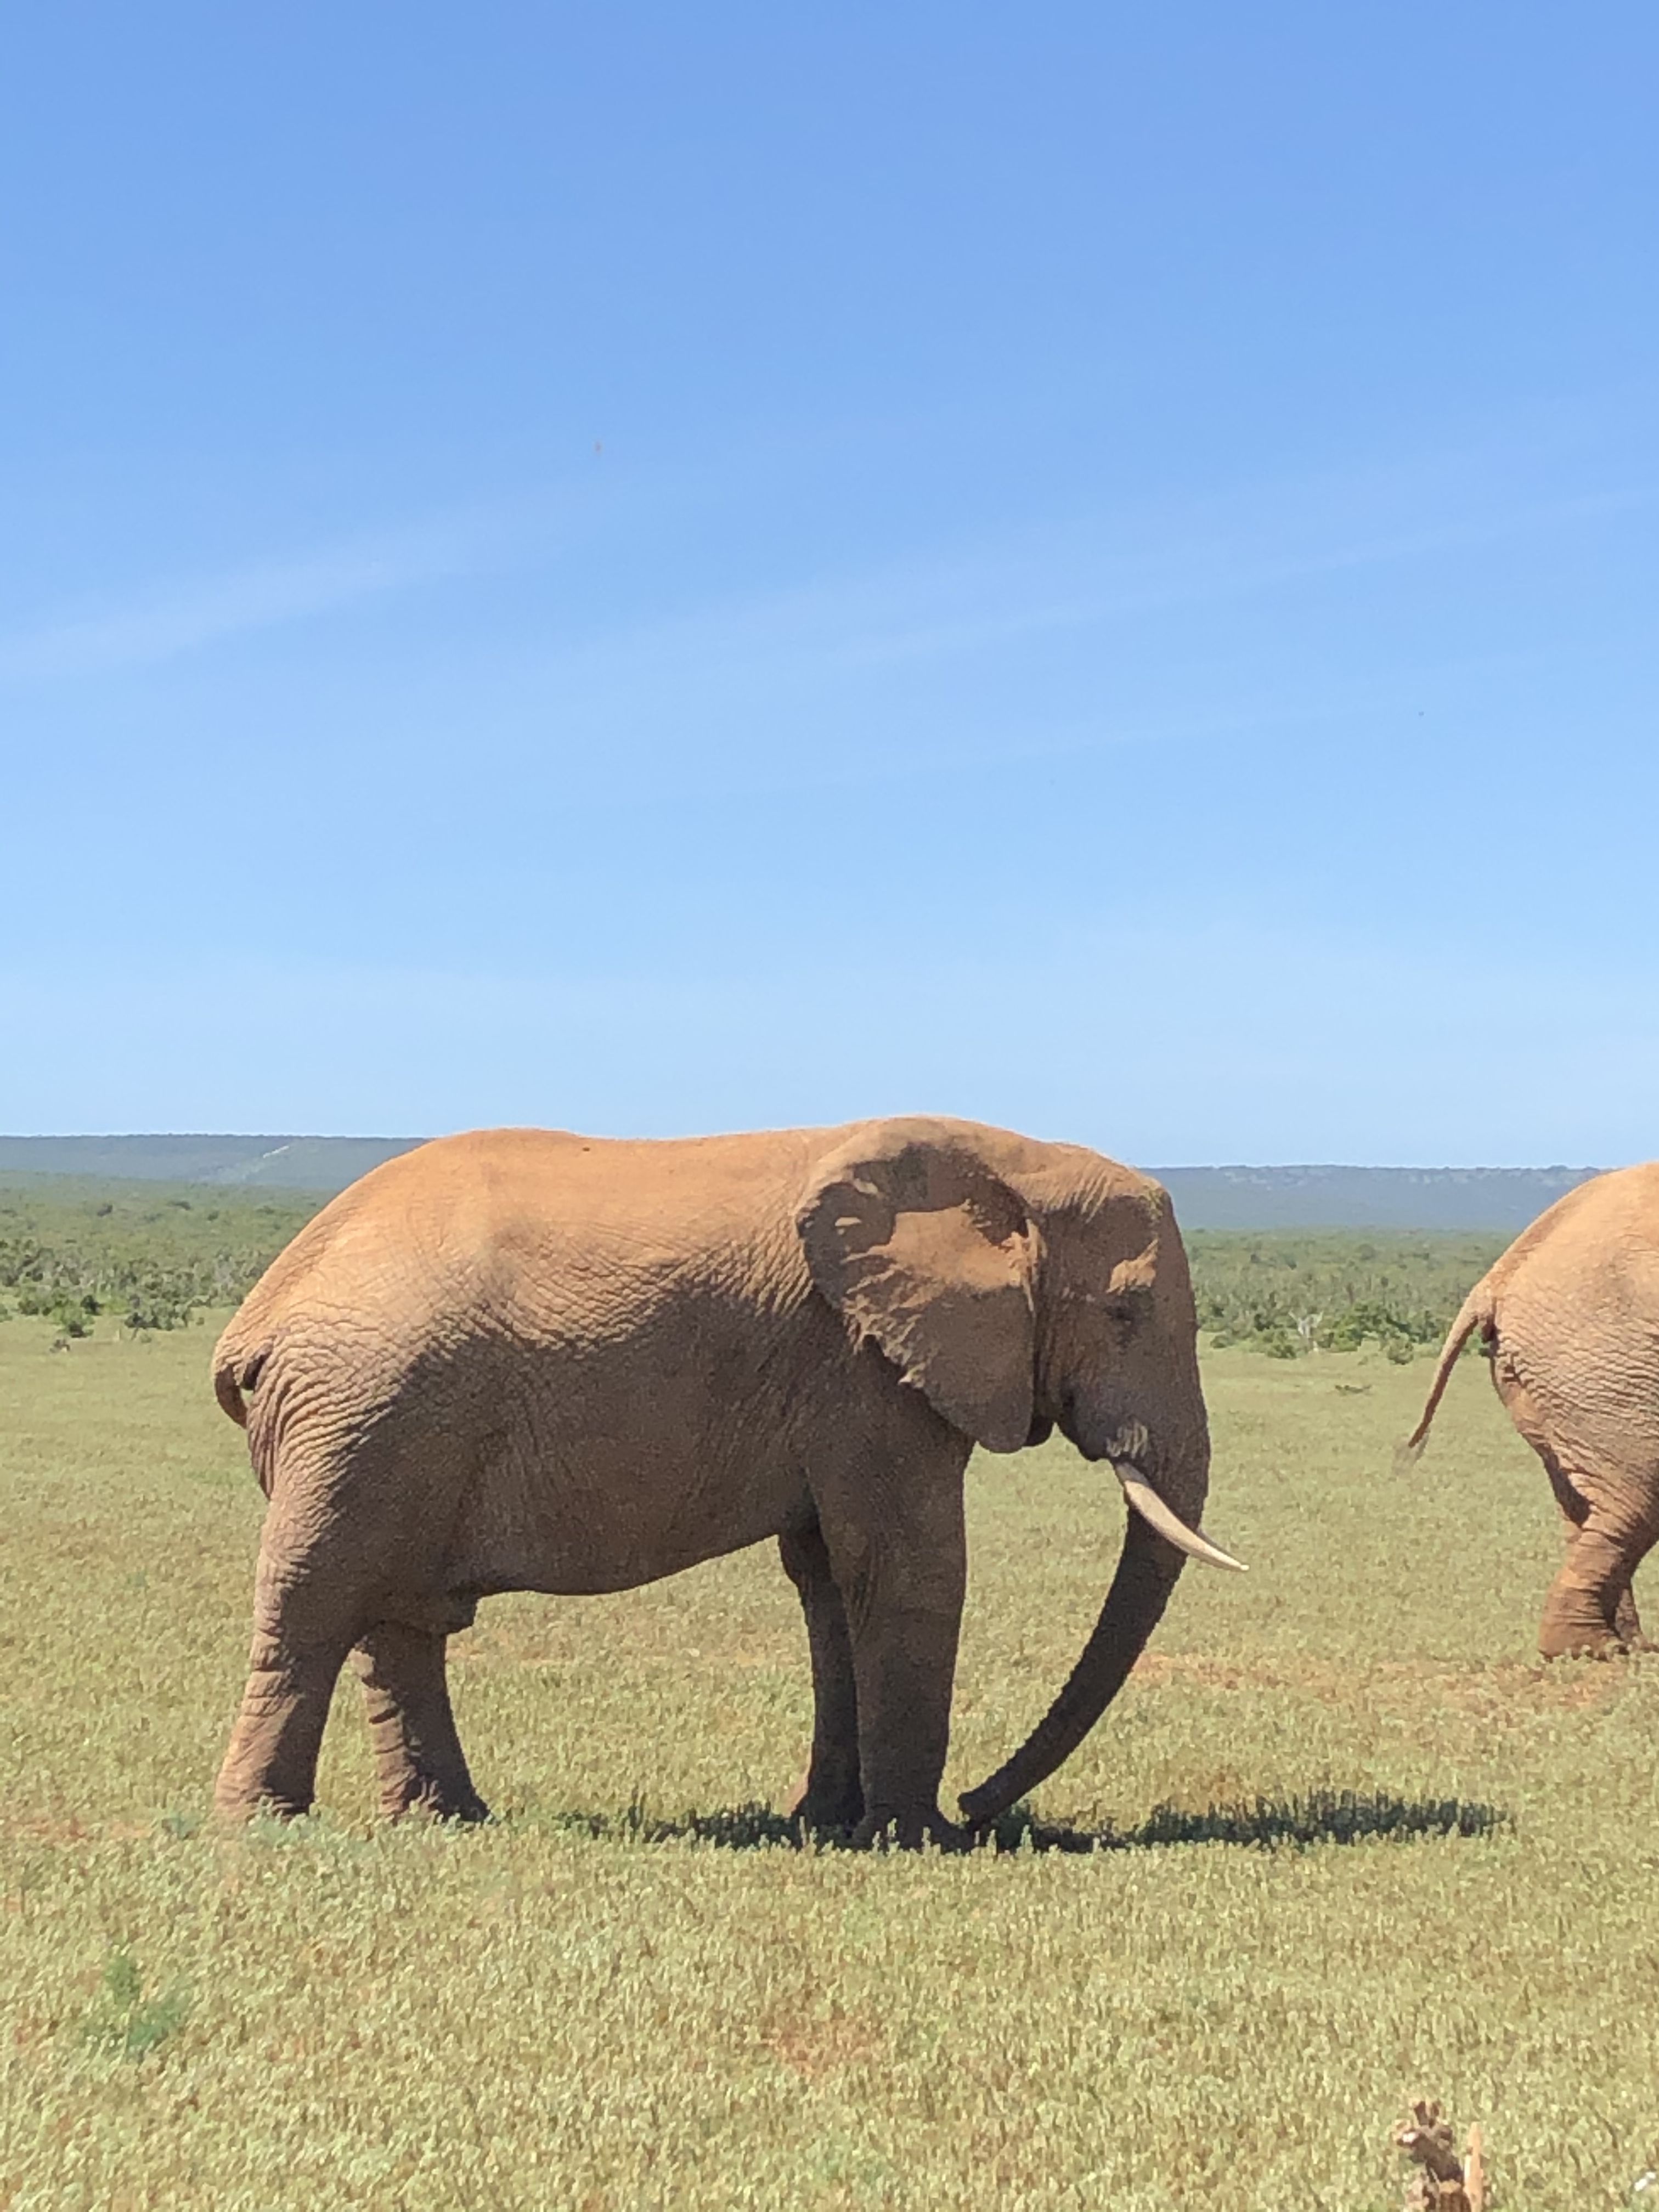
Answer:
[3, 4, 1656, 1163]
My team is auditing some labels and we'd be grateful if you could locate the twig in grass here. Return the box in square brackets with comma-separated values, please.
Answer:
[1396, 2101, 1486, 2210]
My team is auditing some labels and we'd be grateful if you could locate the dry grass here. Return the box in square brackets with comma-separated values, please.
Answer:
[1, 1315, 1656, 2207]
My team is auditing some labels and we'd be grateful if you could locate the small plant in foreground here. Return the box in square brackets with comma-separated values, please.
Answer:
[1396, 2100, 1487, 2210]
[81, 1948, 191, 2063]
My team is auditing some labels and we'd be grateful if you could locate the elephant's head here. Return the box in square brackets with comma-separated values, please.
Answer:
[798, 1117, 1240, 1827]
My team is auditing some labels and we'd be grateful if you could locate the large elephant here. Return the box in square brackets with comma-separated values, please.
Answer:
[1403, 1161, 1659, 1656]
[211, 1117, 1241, 1845]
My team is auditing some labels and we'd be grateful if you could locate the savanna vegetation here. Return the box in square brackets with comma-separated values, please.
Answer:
[0, 1177, 1504, 1364]
[1187, 1230, 1507, 1362]
[2, 1191, 1655, 2207]
[0, 1181, 316, 1338]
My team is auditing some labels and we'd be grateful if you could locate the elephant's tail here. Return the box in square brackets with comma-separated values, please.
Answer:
[1395, 1280, 1494, 1470]
[212, 1334, 268, 1429]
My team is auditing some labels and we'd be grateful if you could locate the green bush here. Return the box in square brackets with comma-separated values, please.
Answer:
[1188, 1231, 1505, 1362]
[0, 1178, 320, 1332]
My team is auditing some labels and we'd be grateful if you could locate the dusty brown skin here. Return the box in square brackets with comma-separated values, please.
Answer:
[1404, 1162, 1659, 1657]
[212, 1117, 1232, 1844]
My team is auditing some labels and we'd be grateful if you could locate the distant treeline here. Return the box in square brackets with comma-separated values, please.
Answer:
[1187, 1230, 1503, 1360]
[0, 1182, 317, 1335]
[0, 1138, 1607, 1230]
[2, 1180, 1499, 1360]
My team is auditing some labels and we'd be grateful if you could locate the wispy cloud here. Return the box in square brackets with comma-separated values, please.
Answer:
[4, 404, 1649, 721]
[0, 519, 482, 682]
[460, 442, 1652, 795]
[511, 413, 1654, 697]
[831, 481, 1655, 673]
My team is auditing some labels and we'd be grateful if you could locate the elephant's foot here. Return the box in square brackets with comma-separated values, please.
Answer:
[212, 1786, 314, 1828]
[850, 1804, 971, 1852]
[382, 1774, 492, 1825]
[786, 1759, 864, 1839]
[1611, 1589, 1656, 1652]
[1539, 1566, 1634, 1658]
[1538, 1613, 1624, 1660]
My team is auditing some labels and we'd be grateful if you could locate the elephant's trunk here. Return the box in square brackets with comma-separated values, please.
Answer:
[957, 1515, 1181, 1829]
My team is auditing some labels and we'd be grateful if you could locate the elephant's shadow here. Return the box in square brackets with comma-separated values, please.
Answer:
[533, 1787, 1507, 1854]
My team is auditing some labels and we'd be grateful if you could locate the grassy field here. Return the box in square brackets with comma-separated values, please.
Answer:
[2, 1296, 1656, 2207]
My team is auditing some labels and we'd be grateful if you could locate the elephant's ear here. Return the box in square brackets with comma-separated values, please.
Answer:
[797, 1123, 1039, 1453]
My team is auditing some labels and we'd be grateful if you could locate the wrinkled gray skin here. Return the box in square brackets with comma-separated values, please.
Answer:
[212, 1117, 1223, 1844]
[1404, 1162, 1659, 1657]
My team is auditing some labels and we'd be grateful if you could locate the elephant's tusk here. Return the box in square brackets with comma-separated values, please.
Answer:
[1111, 1465, 1247, 1572]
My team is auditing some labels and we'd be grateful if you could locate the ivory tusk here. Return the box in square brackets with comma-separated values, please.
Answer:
[1112, 1465, 1248, 1572]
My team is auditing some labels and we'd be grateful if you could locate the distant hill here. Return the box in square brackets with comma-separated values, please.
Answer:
[1152, 1163, 1601, 1233]
[0, 1135, 421, 1189]
[0, 1135, 1610, 1231]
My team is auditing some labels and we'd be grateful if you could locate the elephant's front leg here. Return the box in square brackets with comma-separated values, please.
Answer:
[815, 1469, 969, 1849]
[349, 1621, 490, 1823]
[779, 1524, 864, 1832]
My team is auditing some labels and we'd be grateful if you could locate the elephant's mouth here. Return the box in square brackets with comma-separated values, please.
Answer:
[1093, 1419, 1152, 1466]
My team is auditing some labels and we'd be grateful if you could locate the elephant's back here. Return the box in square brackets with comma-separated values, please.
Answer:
[210, 1123, 831, 1497]
[215, 1124, 823, 1391]
[241, 1127, 811, 1278]
[1503, 1164, 1659, 1293]
[1497, 1163, 1659, 1464]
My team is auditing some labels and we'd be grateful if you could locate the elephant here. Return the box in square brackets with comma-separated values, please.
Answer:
[1402, 1162, 1659, 1657]
[211, 1116, 1243, 1846]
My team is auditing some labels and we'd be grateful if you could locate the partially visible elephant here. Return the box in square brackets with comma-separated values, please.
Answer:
[211, 1116, 1242, 1846]
[1403, 1163, 1659, 1656]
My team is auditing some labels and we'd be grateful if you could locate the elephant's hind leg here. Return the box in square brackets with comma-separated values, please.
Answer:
[349, 1620, 489, 1823]
[215, 1551, 360, 1822]
[779, 1523, 864, 1833]
[1538, 1503, 1658, 1660]
[1520, 1409, 1650, 1658]
[1611, 1579, 1655, 1651]
[216, 1645, 352, 1821]
[1610, 1521, 1658, 1652]
[217, 1401, 484, 1822]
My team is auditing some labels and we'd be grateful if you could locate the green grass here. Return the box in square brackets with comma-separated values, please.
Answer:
[2, 1311, 1656, 2208]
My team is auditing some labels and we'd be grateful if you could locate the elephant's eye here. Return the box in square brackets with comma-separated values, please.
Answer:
[1087, 1286, 1149, 1346]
